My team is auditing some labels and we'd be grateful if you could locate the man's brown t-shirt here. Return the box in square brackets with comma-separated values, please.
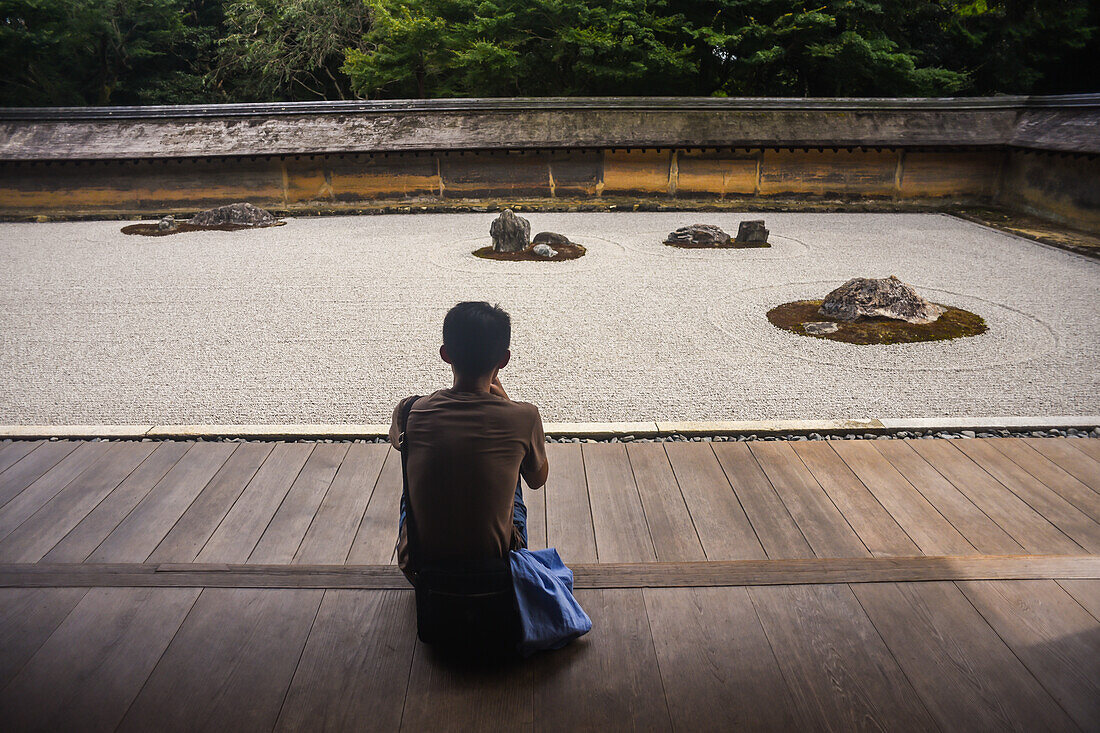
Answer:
[389, 389, 547, 576]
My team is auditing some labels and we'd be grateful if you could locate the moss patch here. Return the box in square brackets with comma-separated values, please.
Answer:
[472, 243, 586, 261]
[121, 221, 285, 236]
[664, 240, 770, 249]
[768, 299, 987, 345]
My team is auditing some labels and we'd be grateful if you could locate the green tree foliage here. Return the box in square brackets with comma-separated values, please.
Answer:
[0, 0, 1096, 106]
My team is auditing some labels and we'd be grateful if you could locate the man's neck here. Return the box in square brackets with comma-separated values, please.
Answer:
[451, 372, 493, 394]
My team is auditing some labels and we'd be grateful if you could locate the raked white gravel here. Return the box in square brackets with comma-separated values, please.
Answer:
[1, 212, 1097, 423]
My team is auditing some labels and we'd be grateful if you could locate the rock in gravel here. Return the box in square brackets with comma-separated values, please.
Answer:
[490, 209, 531, 252]
[532, 243, 558, 258]
[664, 224, 730, 246]
[819, 275, 945, 324]
[803, 321, 839, 335]
[157, 215, 177, 232]
[735, 220, 769, 244]
[190, 202, 276, 227]
[532, 231, 572, 246]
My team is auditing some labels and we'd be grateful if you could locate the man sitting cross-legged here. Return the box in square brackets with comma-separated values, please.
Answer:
[390, 301, 549, 583]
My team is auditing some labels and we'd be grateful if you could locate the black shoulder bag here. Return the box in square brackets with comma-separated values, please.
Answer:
[398, 395, 520, 655]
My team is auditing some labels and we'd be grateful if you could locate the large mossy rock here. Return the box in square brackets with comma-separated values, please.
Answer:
[490, 209, 531, 252]
[190, 202, 276, 227]
[819, 276, 945, 324]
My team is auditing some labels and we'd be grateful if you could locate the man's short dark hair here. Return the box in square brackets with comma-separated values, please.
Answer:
[443, 302, 511, 376]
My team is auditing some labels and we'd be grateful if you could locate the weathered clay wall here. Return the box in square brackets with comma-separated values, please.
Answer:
[0, 147, 1007, 216]
[997, 151, 1100, 232]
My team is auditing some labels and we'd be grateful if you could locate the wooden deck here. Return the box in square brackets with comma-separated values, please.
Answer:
[0, 436, 1098, 730]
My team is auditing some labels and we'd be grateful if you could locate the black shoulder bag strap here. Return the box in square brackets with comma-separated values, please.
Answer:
[397, 395, 422, 577]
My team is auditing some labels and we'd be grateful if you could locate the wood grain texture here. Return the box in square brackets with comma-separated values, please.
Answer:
[88, 442, 235, 563]
[0, 441, 112, 539]
[543, 444, 597, 564]
[293, 443, 388, 564]
[713, 441, 812, 559]
[749, 582, 938, 731]
[853, 581, 1074, 730]
[793, 441, 919, 556]
[991, 438, 1100, 525]
[1023, 437, 1100, 492]
[275, 589, 417, 732]
[874, 440, 1023, 554]
[582, 443, 655, 562]
[626, 443, 704, 561]
[0, 586, 200, 732]
[832, 440, 975, 555]
[959, 579, 1100, 730]
[1057, 578, 1100, 621]
[0, 441, 41, 475]
[1067, 437, 1100, 463]
[955, 439, 1100, 552]
[249, 443, 347, 563]
[118, 588, 324, 733]
[0, 442, 155, 562]
[0, 587, 87, 689]
[664, 442, 765, 560]
[0, 441, 78, 509]
[750, 441, 867, 557]
[195, 442, 313, 563]
[909, 440, 1083, 554]
[41, 441, 191, 562]
[531, 588, 672, 731]
[645, 586, 798, 730]
[345, 448, 402, 565]
[524, 478, 547, 552]
[146, 442, 274, 563]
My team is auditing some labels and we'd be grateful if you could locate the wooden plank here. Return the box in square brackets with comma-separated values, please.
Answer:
[0, 587, 200, 732]
[626, 443, 704, 561]
[792, 441, 919, 556]
[959, 579, 1100, 730]
[833, 440, 977, 555]
[664, 442, 765, 560]
[195, 442, 313, 563]
[0, 440, 78, 509]
[524, 477, 547, 552]
[118, 588, 324, 733]
[0, 587, 87, 688]
[874, 440, 1023, 554]
[543, 443, 597, 564]
[748, 583, 938, 731]
[8, 555, 1097, 590]
[294, 443, 388, 564]
[956, 439, 1100, 552]
[88, 442, 236, 563]
[249, 443, 348, 564]
[644, 586, 798, 730]
[275, 589, 416, 732]
[909, 440, 1084, 554]
[712, 442, 812, 559]
[1057, 578, 1100, 621]
[41, 442, 191, 562]
[0, 441, 112, 539]
[1067, 437, 1100, 463]
[0, 440, 41, 475]
[346, 448, 402, 565]
[1024, 437, 1100, 492]
[750, 441, 867, 558]
[582, 443, 655, 563]
[531, 588, 672, 731]
[146, 442, 274, 563]
[991, 438, 1100, 524]
[853, 581, 1074, 730]
[0, 442, 155, 562]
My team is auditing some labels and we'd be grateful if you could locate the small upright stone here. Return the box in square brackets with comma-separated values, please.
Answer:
[664, 224, 730, 246]
[490, 209, 531, 253]
[735, 220, 769, 244]
[190, 202, 276, 227]
[157, 215, 177, 232]
[532, 243, 558, 258]
[819, 276, 945, 324]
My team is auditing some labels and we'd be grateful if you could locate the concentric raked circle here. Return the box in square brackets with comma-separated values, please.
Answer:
[706, 281, 1059, 372]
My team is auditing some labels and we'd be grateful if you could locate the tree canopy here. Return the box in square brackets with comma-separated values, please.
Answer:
[0, 0, 1095, 106]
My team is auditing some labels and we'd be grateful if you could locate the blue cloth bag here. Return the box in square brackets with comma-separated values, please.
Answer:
[509, 547, 592, 657]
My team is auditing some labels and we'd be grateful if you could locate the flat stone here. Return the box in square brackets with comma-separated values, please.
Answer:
[803, 321, 839, 335]
[190, 202, 276, 227]
[532, 231, 572, 246]
[490, 209, 531, 252]
[664, 224, 730, 246]
[735, 220, 769, 243]
[819, 275, 945, 324]
[532, 243, 558, 258]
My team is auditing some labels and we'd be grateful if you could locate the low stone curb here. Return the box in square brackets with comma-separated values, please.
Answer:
[1, 417, 1097, 441]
